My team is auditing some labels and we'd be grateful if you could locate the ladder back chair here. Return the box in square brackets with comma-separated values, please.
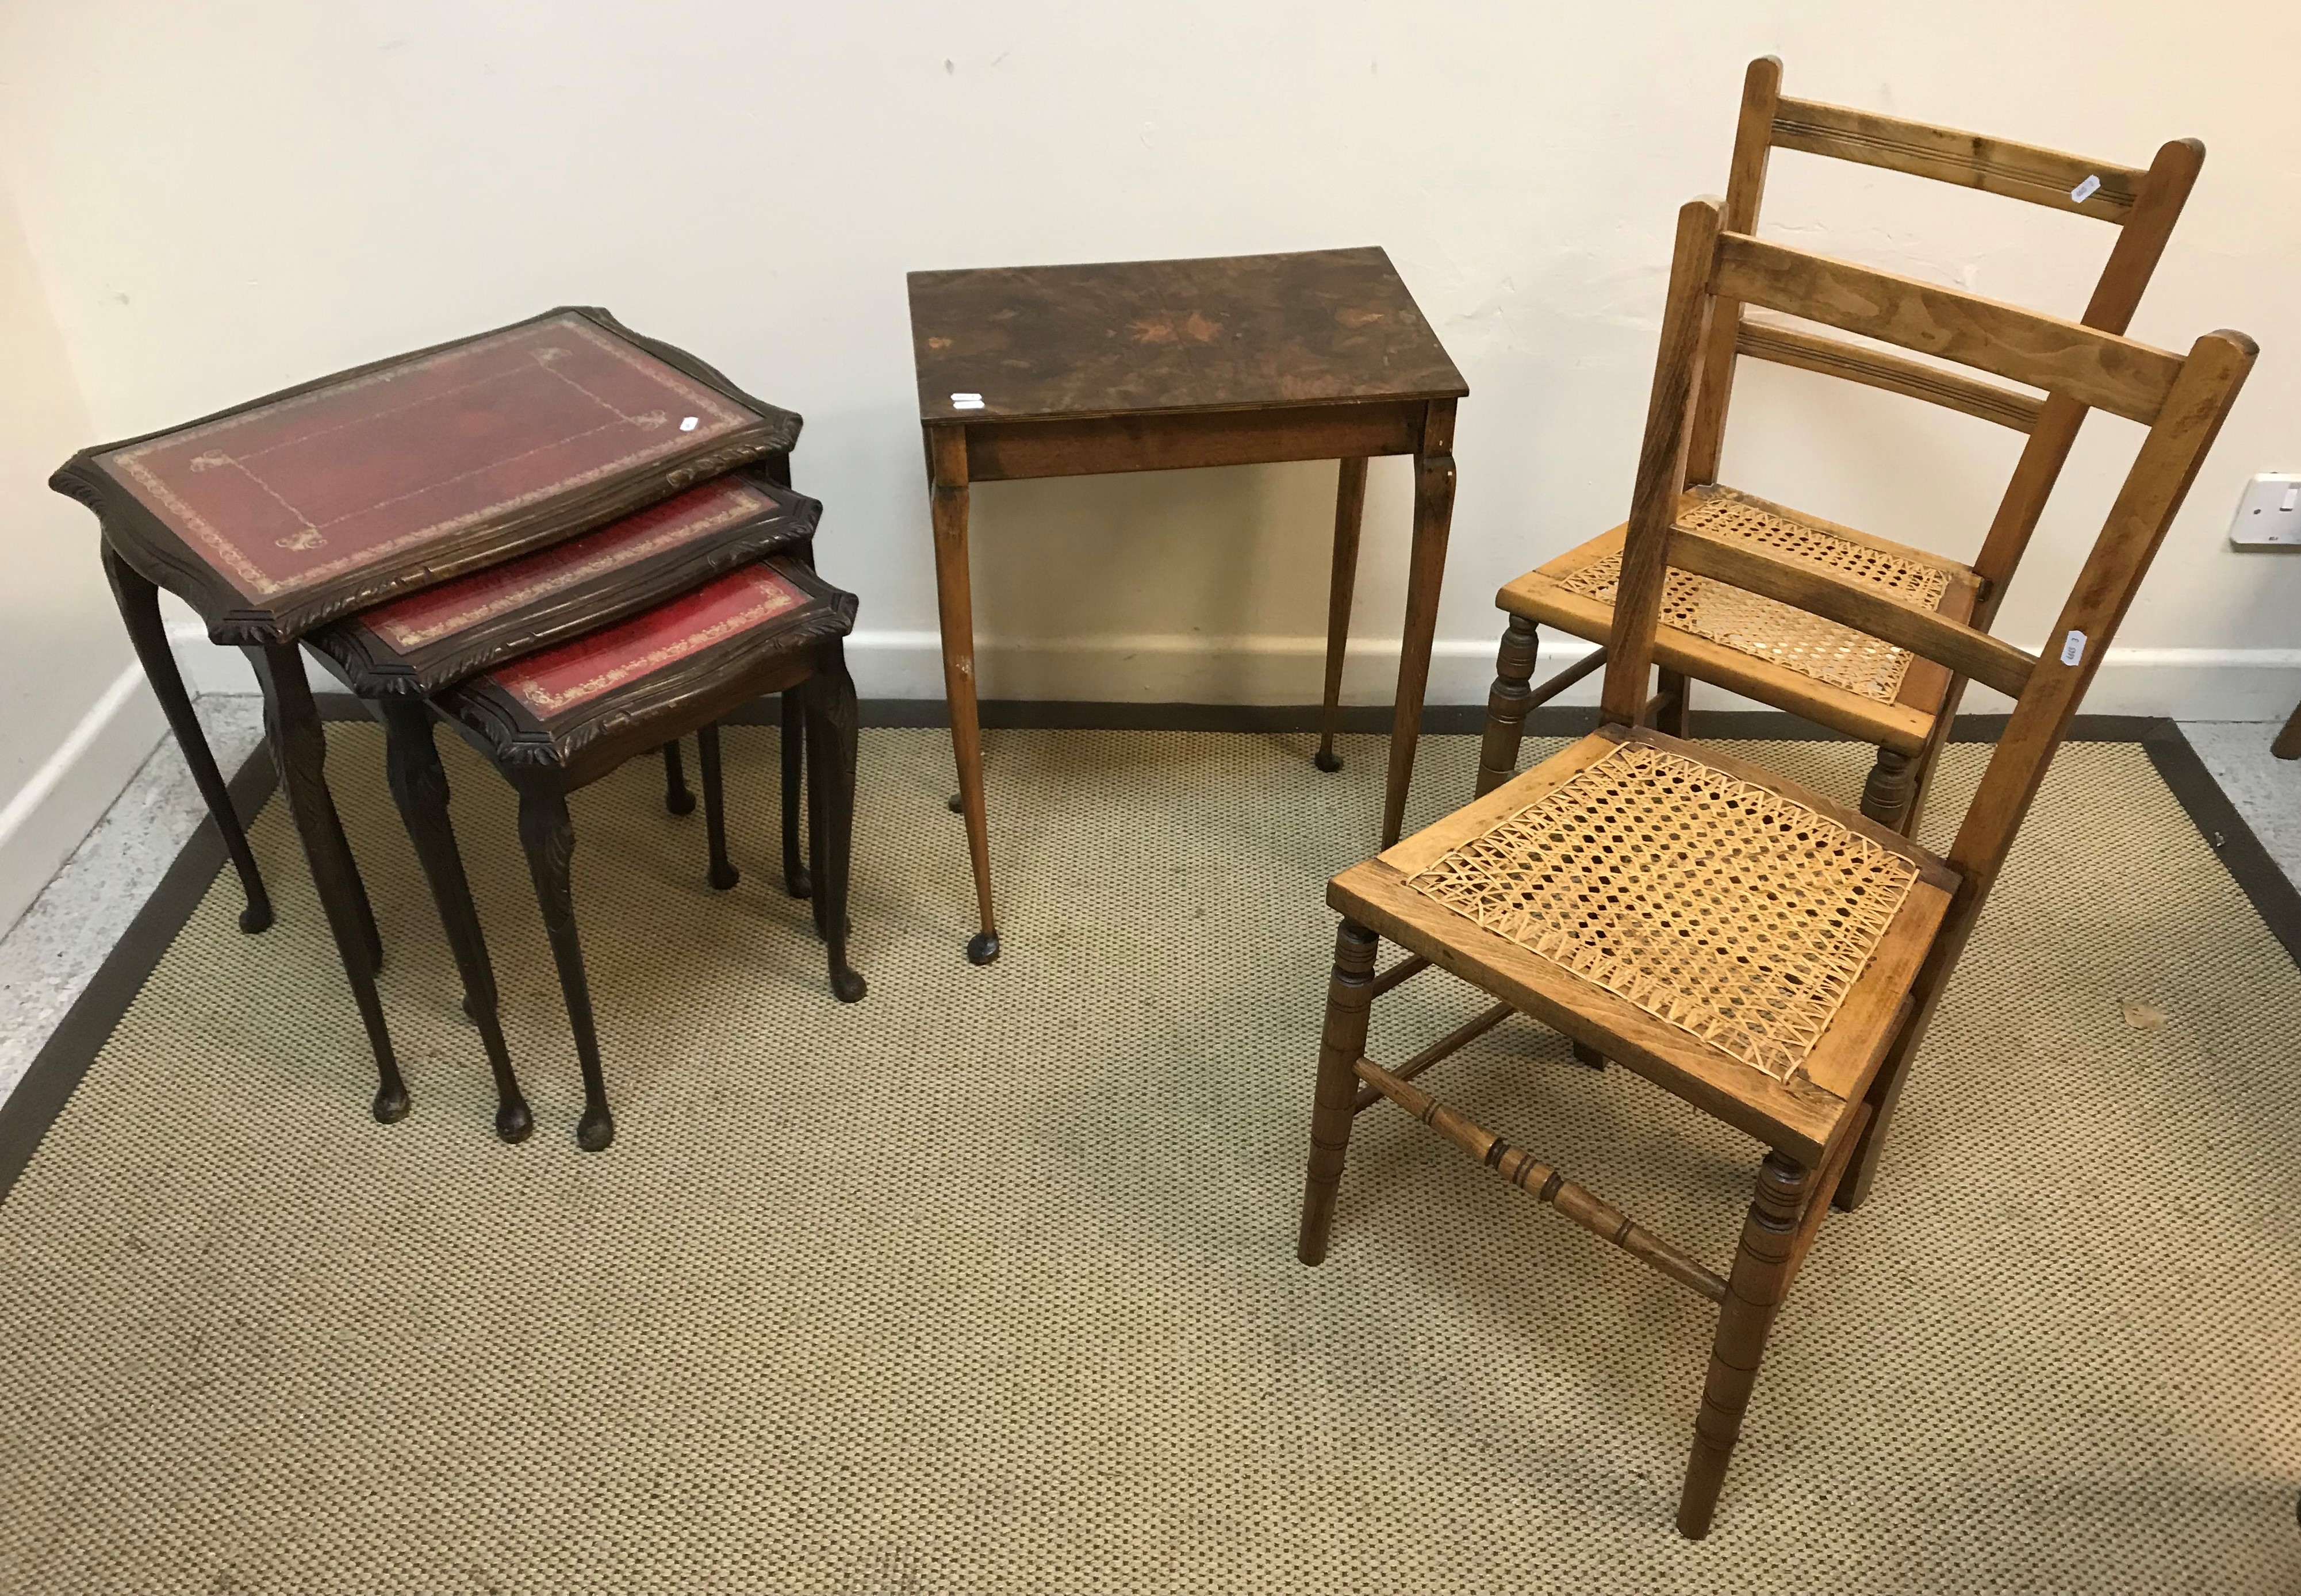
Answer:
[1481, 55, 2205, 834]
[1297, 196, 2254, 1538]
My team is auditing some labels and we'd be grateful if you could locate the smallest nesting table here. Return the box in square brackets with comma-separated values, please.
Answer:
[908, 248, 1468, 964]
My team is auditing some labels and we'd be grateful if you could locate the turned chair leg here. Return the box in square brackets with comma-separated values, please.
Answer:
[1475, 615, 1541, 798]
[1296, 918, 1380, 1264]
[1678, 1151, 1812, 1539]
[1859, 747, 1917, 831]
[697, 722, 739, 891]
[378, 701, 532, 1144]
[515, 777, 615, 1152]
[781, 689, 810, 897]
[804, 642, 867, 1002]
[660, 739, 696, 815]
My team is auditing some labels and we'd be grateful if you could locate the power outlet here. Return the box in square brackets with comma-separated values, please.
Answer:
[2229, 472, 2301, 547]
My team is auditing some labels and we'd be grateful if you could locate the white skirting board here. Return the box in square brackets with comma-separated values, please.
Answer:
[3, 626, 2291, 939]
[0, 665, 168, 936]
[164, 621, 2301, 719]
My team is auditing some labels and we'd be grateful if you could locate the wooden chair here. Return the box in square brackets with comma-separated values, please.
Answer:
[1297, 197, 2254, 1537]
[1480, 56, 2205, 834]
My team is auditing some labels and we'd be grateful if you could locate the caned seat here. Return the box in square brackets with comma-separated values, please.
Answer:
[1331, 722, 1955, 1163]
[1477, 57, 2205, 832]
[1503, 486, 1978, 758]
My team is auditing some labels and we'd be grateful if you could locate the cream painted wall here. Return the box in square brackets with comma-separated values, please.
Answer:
[1, 0, 2296, 727]
[0, 184, 164, 929]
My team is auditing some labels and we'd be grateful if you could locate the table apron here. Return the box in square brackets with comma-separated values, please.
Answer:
[960, 400, 1429, 482]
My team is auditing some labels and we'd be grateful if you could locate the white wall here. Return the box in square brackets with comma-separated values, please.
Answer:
[0, 184, 165, 931]
[2, 0, 2296, 734]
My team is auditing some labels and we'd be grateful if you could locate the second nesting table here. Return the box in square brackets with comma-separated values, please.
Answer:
[907, 247, 1468, 964]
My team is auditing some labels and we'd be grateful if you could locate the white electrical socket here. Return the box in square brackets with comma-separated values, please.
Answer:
[2229, 472, 2301, 547]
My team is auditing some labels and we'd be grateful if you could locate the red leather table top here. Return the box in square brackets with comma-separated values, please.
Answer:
[438, 555, 856, 784]
[496, 565, 815, 723]
[56, 309, 797, 643]
[374, 477, 785, 649]
[308, 473, 816, 697]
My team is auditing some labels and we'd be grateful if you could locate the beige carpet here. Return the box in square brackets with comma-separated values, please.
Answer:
[0, 725, 2295, 1594]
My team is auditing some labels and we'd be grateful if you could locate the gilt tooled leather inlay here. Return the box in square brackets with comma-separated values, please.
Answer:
[98, 314, 757, 601]
[362, 478, 776, 649]
[494, 566, 808, 720]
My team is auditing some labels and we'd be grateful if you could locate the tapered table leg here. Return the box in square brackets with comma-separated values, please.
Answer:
[927, 425, 998, 965]
[244, 643, 407, 1123]
[101, 543, 274, 933]
[1314, 456, 1369, 773]
[377, 700, 531, 1143]
[1381, 401, 1458, 849]
[515, 774, 614, 1152]
[805, 642, 867, 1003]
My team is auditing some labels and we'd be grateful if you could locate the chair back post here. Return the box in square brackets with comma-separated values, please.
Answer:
[1683, 55, 1782, 487]
[1967, 136, 2207, 619]
[1600, 197, 1727, 728]
[1948, 328, 2256, 896]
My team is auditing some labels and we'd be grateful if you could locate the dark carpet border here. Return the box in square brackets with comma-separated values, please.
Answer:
[2, 708, 2292, 1209]
[0, 742, 279, 1205]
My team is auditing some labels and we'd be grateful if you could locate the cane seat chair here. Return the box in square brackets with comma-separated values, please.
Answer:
[1297, 197, 2254, 1537]
[1479, 56, 2206, 834]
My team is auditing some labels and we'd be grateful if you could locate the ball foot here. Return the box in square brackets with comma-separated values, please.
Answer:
[946, 793, 964, 814]
[494, 1097, 534, 1145]
[1313, 747, 1343, 773]
[239, 901, 274, 934]
[665, 790, 696, 816]
[373, 1081, 412, 1124]
[785, 866, 813, 900]
[965, 930, 1000, 966]
[708, 864, 741, 892]
[830, 965, 868, 1003]
[576, 1107, 616, 1153]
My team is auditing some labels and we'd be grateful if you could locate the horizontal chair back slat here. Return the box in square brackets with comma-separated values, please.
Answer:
[1663, 524, 2038, 699]
[1770, 95, 2146, 221]
[1736, 316, 2045, 432]
[1714, 233, 2183, 425]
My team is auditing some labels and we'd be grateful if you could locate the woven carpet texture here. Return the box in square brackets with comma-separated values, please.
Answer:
[0, 726, 2294, 1593]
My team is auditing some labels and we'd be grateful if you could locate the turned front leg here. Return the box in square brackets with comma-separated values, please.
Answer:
[1296, 918, 1380, 1265]
[1475, 615, 1540, 797]
[1678, 1151, 1811, 1538]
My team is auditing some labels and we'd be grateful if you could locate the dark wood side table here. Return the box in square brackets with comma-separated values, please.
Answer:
[52, 307, 799, 1122]
[907, 248, 1468, 963]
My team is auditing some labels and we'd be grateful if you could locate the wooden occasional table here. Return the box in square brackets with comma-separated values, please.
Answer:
[907, 247, 1468, 964]
[51, 307, 799, 1121]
